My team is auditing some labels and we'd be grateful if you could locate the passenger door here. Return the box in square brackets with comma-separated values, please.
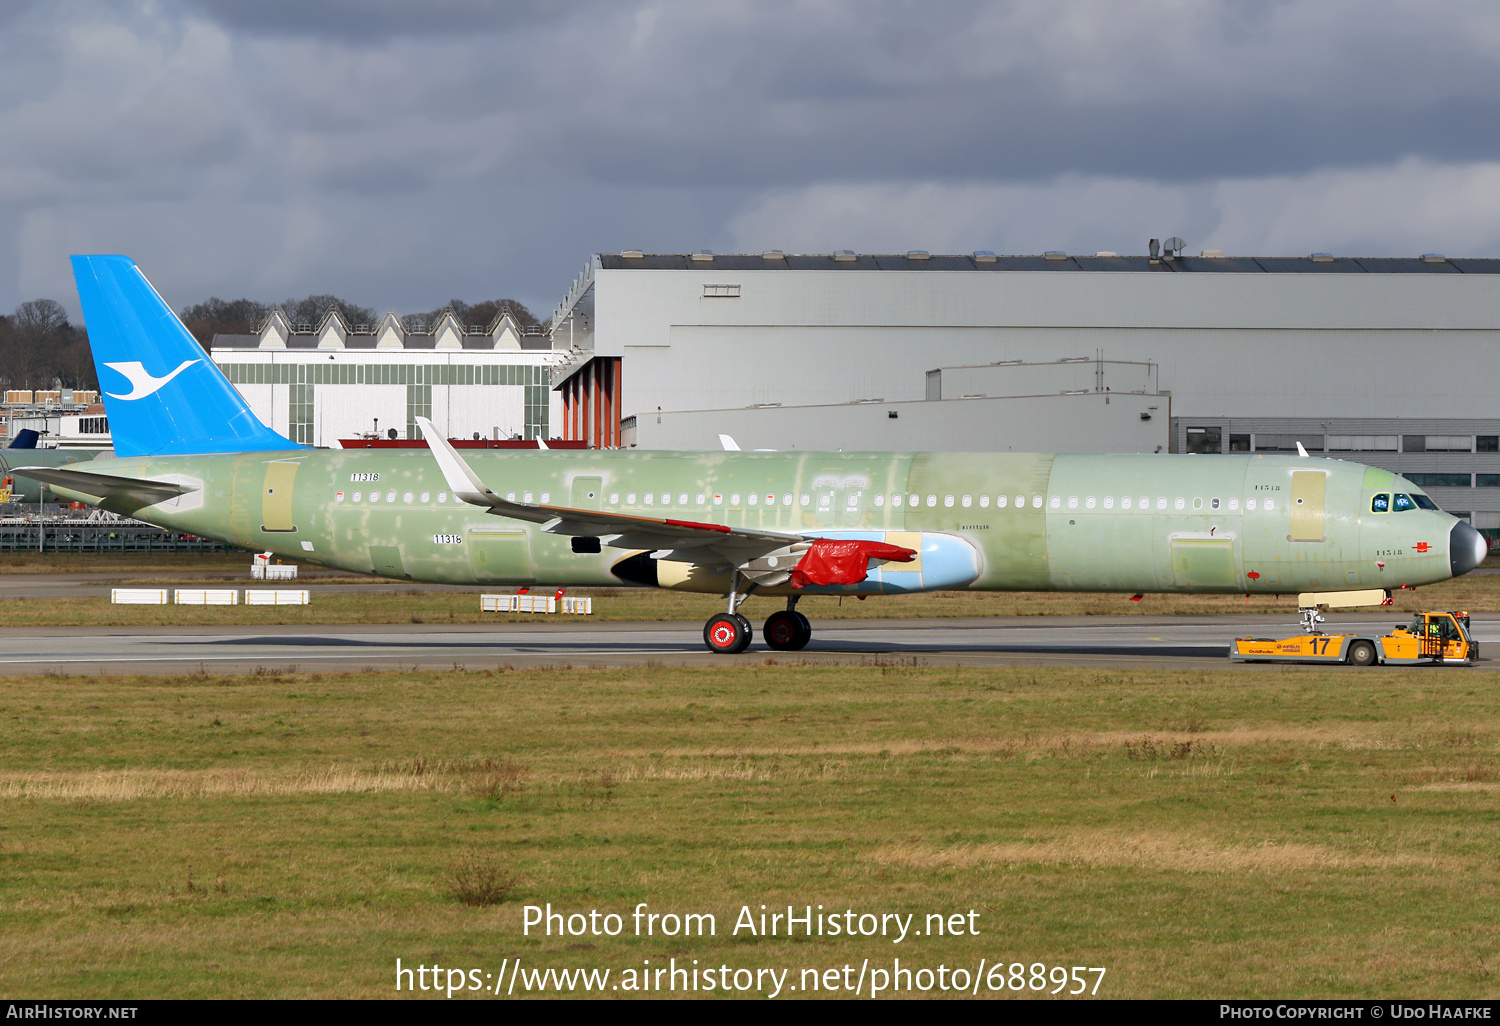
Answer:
[1290, 471, 1326, 542]
[261, 461, 299, 533]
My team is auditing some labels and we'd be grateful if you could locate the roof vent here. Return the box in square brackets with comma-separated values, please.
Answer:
[973, 250, 997, 263]
[619, 249, 645, 259]
[690, 250, 714, 262]
[833, 250, 858, 262]
[907, 250, 930, 260]
[1044, 251, 1068, 261]
[761, 250, 785, 260]
[1094, 251, 1118, 257]
[1309, 252, 1335, 263]
[1422, 253, 1447, 263]
[1200, 249, 1224, 258]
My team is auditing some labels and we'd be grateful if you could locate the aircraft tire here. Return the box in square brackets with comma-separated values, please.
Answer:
[764, 611, 809, 651]
[1347, 640, 1377, 667]
[791, 611, 812, 650]
[705, 613, 752, 654]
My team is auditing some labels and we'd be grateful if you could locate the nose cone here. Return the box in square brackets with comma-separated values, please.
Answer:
[1449, 520, 1488, 578]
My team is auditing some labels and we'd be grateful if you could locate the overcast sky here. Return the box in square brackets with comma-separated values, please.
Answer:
[5, 0, 1500, 320]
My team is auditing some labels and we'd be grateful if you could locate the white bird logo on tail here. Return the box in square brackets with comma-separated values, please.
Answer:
[103, 360, 200, 400]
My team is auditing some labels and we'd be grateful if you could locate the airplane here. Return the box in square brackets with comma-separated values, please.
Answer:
[13, 255, 1489, 654]
[0, 430, 107, 504]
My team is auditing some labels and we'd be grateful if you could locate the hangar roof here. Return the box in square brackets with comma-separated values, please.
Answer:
[596, 252, 1500, 273]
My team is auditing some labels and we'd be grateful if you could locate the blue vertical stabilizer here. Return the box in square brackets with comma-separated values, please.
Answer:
[71, 255, 306, 456]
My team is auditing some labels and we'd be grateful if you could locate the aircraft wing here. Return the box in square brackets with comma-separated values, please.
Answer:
[416, 418, 802, 557]
[10, 466, 197, 505]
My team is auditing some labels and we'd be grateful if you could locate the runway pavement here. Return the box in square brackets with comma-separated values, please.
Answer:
[0, 613, 1494, 675]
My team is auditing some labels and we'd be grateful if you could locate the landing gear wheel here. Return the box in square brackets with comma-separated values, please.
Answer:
[1347, 640, 1377, 667]
[764, 610, 811, 651]
[704, 613, 752, 654]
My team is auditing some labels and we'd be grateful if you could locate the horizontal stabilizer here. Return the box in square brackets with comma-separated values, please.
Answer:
[11, 466, 197, 505]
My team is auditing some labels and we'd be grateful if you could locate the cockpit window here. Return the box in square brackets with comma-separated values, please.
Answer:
[1412, 493, 1440, 511]
[1393, 493, 1415, 511]
[1371, 493, 1390, 513]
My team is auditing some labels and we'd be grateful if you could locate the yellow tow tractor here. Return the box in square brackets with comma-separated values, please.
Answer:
[1230, 590, 1479, 666]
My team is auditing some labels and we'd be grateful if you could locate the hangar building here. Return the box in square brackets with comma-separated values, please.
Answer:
[211, 306, 565, 446]
[547, 249, 1500, 531]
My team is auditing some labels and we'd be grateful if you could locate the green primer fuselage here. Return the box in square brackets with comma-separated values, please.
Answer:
[66, 449, 1460, 594]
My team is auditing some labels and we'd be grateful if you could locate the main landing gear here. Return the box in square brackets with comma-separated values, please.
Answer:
[763, 596, 810, 651]
[701, 576, 813, 653]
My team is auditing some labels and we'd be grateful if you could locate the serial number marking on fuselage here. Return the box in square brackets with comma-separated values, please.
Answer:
[351, 473, 380, 482]
[1376, 549, 1406, 556]
[1252, 484, 1282, 491]
[433, 534, 464, 545]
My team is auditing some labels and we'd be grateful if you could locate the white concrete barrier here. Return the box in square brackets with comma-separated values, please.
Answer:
[561, 597, 592, 614]
[112, 588, 168, 605]
[480, 594, 556, 613]
[174, 589, 239, 605]
[251, 565, 298, 580]
[245, 590, 310, 606]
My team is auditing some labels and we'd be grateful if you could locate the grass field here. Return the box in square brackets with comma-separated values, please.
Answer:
[1, 663, 1496, 998]
[3, 575, 1500, 628]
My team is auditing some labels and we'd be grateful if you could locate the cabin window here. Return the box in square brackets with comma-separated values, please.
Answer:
[352, 491, 362, 502]
[1156, 497, 1167, 510]
[1193, 497, 1202, 510]
[1103, 496, 1113, 509]
[1371, 493, 1390, 513]
[387, 490, 397, 503]
[1228, 497, 1237, 510]
[1247, 498, 1256, 510]
[420, 491, 430, 503]
[403, 491, 413, 503]
[507, 491, 516, 501]
[783, 494, 792, 506]
[979, 495, 989, 507]
[996, 495, 1007, 508]
[336, 492, 346, 502]
[523, 491, 533, 503]
[801, 494, 810, 507]
[1086, 496, 1096, 509]
[1120, 496, 1130, 509]
[891, 493, 902, 506]
[926, 494, 937, 507]
[875, 494, 885, 507]
[644, 493, 653, 505]
[820, 493, 831, 508]
[961, 495, 972, 507]
[944, 495, 954, 507]
[607, 492, 618, 504]
[748, 493, 758, 505]
[1031, 495, 1042, 508]
[695, 493, 705, 505]
[1050, 496, 1061, 509]
[1175, 497, 1185, 510]
[627, 492, 636, 504]
[371, 491, 380, 503]
[1067, 496, 1078, 509]
[679, 493, 689, 505]
[713, 494, 723, 505]
[1138, 496, 1148, 510]
[1210, 497, 1219, 509]
[1264, 498, 1275, 510]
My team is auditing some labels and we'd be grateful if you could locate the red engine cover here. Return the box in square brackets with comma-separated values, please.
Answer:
[789, 539, 916, 588]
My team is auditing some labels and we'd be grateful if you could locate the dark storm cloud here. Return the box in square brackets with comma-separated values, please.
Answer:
[179, 0, 582, 41]
[6, 1, 1500, 318]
